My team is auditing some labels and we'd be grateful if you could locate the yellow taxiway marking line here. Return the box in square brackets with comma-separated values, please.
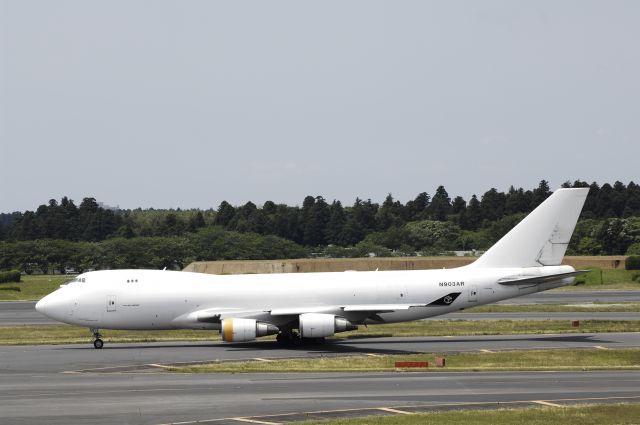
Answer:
[479, 349, 494, 353]
[231, 418, 282, 425]
[252, 358, 274, 362]
[378, 407, 413, 415]
[532, 400, 564, 407]
[593, 345, 609, 350]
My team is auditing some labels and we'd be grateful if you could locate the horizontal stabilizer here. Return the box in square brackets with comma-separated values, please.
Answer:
[497, 270, 589, 286]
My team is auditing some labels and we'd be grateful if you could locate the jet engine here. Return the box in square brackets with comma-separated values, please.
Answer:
[221, 318, 279, 342]
[298, 313, 357, 338]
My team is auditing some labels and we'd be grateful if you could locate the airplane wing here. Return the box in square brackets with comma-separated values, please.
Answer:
[181, 291, 464, 325]
[270, 303, 428, 316]
[497, 270, 589, 286]
[174, 308, 268, 324]
[271, 293, 464, 315]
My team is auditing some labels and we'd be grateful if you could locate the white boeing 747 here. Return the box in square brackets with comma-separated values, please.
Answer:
[36, 188, 589, 348]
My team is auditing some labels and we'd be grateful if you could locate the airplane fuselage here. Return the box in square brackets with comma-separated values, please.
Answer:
[38, 265, 575, 331]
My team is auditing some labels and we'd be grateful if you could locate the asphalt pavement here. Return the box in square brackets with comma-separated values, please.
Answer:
[1, 367, 638, 425]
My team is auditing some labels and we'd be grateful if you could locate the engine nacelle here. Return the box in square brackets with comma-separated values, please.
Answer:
[298, 313, 357, 338]
[221, 318, 279, 342]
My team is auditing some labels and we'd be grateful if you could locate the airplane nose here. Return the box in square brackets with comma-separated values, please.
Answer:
[35, 298, 47, 314]
[35, 296, 50, 315]
[35, 292, 68, 320]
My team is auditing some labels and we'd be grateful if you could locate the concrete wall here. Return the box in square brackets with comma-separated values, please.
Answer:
[183, 256, 628, 275]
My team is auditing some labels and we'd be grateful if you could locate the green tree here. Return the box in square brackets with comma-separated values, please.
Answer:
[596, 218, 633, 255]
[187, 211, 206, 232]
[451, 196, 466, 214]
[505, 186, 531, 214]
[325, 201, 347, 246]
[376, 194, 404, 230]
[405, 220, 461, 251]
[429, 186, 451, 221]
[462, 195, 482, 230]
[351, 198, 378, 233]
[404, 192, 429, 221]
[214, 201, 235, 227]
[480, 188, 506, 222]
[531, 180, 552, 209]
[303, 196, 330, 246]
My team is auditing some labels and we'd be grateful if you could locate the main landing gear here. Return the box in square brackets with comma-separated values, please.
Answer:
[276, 330, 325, 347]
[90, 328, 104, 349]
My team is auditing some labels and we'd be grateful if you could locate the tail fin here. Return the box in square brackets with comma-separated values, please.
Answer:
[470, 188, 589, 269]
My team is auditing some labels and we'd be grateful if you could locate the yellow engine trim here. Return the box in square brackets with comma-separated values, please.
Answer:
[222, 319, 233, 342]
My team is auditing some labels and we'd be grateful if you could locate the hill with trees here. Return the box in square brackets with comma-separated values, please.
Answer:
[1, 180, 639, 273]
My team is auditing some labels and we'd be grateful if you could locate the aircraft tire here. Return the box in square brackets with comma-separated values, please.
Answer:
[93, 338, 104, 349]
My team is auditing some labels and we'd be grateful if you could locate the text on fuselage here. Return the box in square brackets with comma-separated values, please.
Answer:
[439, 281, 465, 287]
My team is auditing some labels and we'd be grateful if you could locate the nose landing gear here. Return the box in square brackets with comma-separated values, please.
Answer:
[90, 328, 104, 349]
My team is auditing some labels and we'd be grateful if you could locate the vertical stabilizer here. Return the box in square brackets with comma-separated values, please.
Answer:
[470, 188, 589, 269]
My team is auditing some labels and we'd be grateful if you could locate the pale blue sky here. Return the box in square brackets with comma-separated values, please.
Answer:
[1, 1, 639, 211]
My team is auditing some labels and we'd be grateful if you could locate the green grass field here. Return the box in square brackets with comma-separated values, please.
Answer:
[171, 348, 640, 373]
[465, 302, 640, 313]
[557, 268, 640, 291]
[291, 404, 640, 425]
[0, 275, 69, 301]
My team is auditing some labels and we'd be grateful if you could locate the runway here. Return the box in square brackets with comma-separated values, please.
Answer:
[2, 333, 640, 374]
[1, 294, 639, 423]
[2, 333, 640, 424]
[1, 367, 639, 424]
[2, 290, 639, 326]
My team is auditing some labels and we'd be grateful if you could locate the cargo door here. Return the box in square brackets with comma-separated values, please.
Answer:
[468, 285, 478, 303]
[106, 295, 117, 312]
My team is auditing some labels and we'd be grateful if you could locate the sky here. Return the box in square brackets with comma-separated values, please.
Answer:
[1, 1, 639, 212]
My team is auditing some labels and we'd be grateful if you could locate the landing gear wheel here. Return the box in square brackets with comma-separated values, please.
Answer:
[90, 328, 103, 349]
[276, 330, 301, 347]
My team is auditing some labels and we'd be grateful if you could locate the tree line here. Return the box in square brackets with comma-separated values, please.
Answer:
[1, 180, 639, 273]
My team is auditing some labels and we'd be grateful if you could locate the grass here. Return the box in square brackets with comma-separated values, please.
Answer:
[2, 319, 639, 346]
[0, 275, 70, 301]
[290, 404, 640, 425]
[336, 319, 640, 338]
[555, 268, 640, 291]
[0, 325, 217, 345]
[465, 302, 640, 313]
[171, 348, 640, 373]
